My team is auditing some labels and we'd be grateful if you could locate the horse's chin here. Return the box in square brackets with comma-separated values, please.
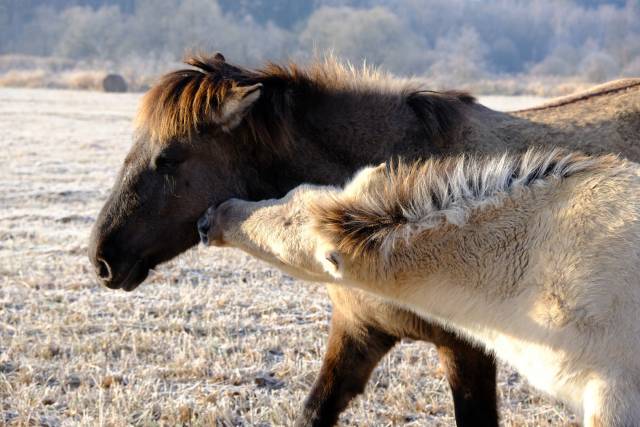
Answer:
[121, 262, 150, 292]
[101, 259, 150, 292]
[98, 228, 200, 292]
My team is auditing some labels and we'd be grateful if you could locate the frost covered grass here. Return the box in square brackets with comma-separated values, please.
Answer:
[0, 88, 575, 426]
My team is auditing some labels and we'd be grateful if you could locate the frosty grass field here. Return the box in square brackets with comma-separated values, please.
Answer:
[0, 88, 575, 426]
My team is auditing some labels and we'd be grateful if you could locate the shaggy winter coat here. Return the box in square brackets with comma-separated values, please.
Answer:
[199, 148, 640, 427]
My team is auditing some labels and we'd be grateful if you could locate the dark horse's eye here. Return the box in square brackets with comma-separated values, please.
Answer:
[154, 156, 182, 174]
[153, 144, 187, 174]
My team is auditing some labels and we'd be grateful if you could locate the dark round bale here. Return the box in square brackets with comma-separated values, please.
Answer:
[102, 74, 128, 93]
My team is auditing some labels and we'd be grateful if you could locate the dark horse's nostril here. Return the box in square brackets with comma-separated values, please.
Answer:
[96, 258, 112, 280]
[197, 216, 210, 244]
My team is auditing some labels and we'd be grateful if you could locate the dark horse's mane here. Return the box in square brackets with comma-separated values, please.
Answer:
[136, 53, 475, 148]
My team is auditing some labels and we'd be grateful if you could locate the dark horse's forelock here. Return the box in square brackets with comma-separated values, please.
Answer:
[136, 55, 254, 143]
[136, 53, 475, 149]
[136, 54, 307, 148]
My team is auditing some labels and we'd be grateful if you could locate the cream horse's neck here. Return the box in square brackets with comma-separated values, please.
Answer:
[337, 179, 581, 408]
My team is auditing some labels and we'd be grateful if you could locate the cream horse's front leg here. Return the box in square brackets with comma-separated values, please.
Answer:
[197, 186, 339, 283]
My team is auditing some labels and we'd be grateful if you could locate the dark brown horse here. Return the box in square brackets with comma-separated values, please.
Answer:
[88, 53, 640, 426]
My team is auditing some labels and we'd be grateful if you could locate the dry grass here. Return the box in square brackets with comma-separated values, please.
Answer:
[0, 68, 595, 97]
[0, 69, 108, 91]
[462, 77, 595, 97]
[0, 54, 598, 97]
[0, 88, 576, 426]
[0, 55, 160, 93]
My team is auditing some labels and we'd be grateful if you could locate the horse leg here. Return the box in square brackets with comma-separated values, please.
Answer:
[582, 376, 640, 427]
[294, 309, 398, 427]
[434, 331, 499, 427]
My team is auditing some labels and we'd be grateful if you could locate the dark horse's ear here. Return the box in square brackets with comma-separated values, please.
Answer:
[214, 52, 226, 62]
[214, 83, 262, 132]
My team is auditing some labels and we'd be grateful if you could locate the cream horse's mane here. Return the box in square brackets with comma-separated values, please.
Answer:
[312, 148, 622, 258]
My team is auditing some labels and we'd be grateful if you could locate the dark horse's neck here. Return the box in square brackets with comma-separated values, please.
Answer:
[242, 78, 479, 199]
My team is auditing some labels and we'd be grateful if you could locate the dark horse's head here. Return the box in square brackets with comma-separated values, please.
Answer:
[89, 53, 472, 291]
[88, 53, 298, 291]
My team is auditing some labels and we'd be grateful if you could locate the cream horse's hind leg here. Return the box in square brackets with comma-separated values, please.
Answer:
[582, 376, 640, 427]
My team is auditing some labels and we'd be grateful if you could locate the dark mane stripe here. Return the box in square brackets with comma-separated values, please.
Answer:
[407, 90, 474, 147]
[311, 149, 620, 258]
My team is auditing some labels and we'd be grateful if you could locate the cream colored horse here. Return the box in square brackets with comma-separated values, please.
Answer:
[198, 148, 640, 426]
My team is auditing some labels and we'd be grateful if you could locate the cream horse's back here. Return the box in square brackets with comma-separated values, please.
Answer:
[530, 162, 640, 424]
[199, 149, 640, 426]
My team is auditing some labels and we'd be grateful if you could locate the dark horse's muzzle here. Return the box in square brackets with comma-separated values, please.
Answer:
[89, 228, 151, 292]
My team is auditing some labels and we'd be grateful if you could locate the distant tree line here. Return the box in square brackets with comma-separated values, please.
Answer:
[0, 0, 638, 83]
